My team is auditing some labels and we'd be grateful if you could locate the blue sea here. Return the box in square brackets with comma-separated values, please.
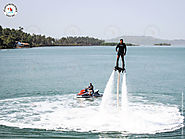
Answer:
[0, 46, 184, 138]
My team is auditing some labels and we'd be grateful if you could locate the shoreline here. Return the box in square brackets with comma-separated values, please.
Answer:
[1, 45, 183, 50]
[0, 44, 139, 49]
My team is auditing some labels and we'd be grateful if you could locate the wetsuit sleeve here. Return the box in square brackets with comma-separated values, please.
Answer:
[116, 44, 119, 52]
[124, 43, 127, 55]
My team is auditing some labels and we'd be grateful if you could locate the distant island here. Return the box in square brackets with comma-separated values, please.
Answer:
[0, 26, 138, 49]
[1, 26, 184, 49]
[101, 42, 138, 46]
[106, 36, 185, 46]
[154, 43, 171, 46]
[0, 26, 104, 49]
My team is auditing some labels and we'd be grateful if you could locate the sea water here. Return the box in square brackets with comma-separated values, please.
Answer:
[0, 46, 185, 138]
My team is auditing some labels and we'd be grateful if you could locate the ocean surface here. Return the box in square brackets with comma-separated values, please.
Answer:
[0, 46, 185, 138]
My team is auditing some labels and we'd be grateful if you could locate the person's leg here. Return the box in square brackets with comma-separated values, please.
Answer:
[116, 54, 120, 67]
[121, 54, 125, 69]
[89, 90, 92, 96]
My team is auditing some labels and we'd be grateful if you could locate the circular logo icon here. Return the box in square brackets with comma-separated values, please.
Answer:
[104, 25, 120, 39]
[3, 3, 17, 17]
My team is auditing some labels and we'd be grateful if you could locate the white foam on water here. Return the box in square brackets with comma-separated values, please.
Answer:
[0, 94, 183, 134]
[0, 71, 184, 134]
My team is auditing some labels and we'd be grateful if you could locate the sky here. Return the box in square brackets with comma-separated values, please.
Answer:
[0, 0, 185, 40]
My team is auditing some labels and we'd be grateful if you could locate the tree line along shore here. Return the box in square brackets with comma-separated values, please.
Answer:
[0, 26, 138, 49]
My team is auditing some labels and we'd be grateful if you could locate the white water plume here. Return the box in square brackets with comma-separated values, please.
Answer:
[121, 72, 128, 113]
[100, 70, 115, 111]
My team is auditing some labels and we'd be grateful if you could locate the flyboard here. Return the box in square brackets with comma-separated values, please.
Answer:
[114, 66, 125, 73]
[114, 66, 126, 107]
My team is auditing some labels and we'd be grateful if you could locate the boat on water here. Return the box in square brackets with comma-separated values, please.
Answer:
[76, 89, 103, 100]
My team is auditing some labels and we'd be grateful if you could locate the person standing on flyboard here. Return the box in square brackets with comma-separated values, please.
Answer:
[115, 39, 127, 71]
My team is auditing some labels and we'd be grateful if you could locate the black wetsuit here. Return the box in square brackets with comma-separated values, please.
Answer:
[89, 85, 94, 94]
[89, 85, 94, 91]
[116, 43, 127, 69]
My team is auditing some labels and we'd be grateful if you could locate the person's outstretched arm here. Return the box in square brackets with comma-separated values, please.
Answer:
[124, 43, 127, 55]
[116, 44, 119, 52]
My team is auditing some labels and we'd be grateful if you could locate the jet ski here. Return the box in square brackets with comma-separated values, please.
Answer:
[76, 89, 103, 99]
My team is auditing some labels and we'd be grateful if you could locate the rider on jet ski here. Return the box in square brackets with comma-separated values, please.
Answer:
[88, 83, 94, 96]
[76, 83, 102, 98]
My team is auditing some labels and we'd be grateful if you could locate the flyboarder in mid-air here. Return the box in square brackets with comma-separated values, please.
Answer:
[115, 39, 127, 72]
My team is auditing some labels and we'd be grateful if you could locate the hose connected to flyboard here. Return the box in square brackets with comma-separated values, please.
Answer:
[117, 72, 120, 107]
